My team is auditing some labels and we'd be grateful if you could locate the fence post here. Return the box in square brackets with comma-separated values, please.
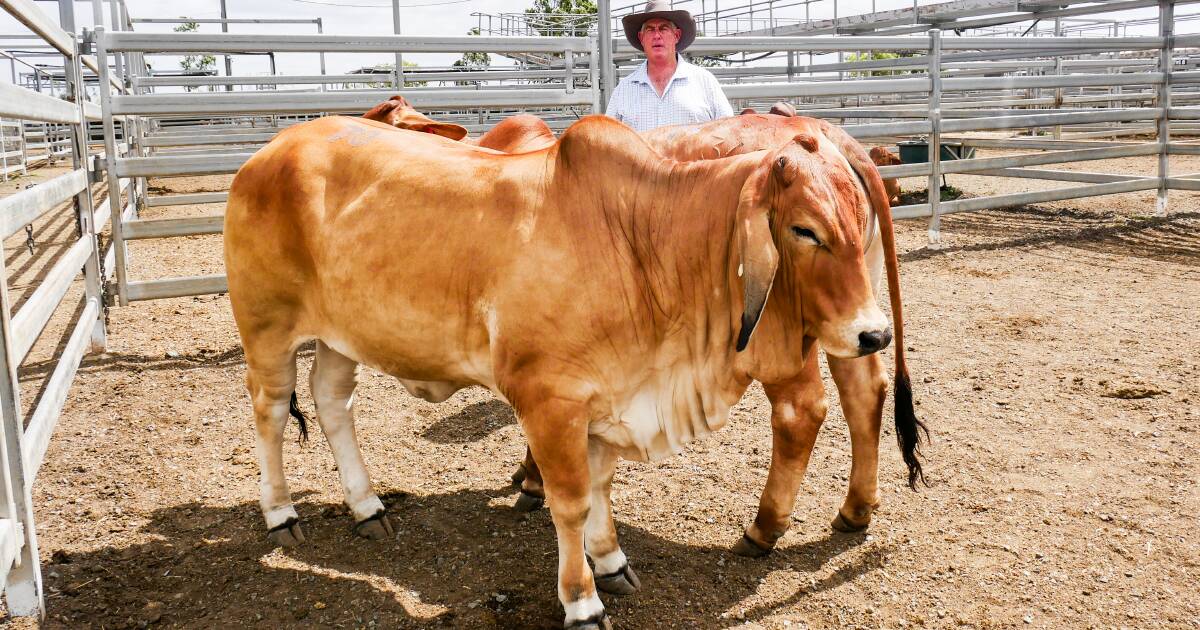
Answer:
[565, 49, 575, 94]
[0, 250, 41, 617]
[597, 0, 614, 110]
[392, 0, 404, 89]
[927, 29, 943, 247]
[1156, 0, 1172, 216]
[588, 35, 601, 113]
[317, 18, 327, 93]
[1053, 17, 1063, 140]
[62, 3, 106, 352]
[95, 27, 130, 306]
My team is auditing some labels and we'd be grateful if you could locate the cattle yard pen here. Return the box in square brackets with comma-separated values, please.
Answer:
[0, 0, 1196, 621]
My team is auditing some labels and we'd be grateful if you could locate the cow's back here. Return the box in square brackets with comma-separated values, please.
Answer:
[225, 116, 543, 384]
[644, 115, 825, 160]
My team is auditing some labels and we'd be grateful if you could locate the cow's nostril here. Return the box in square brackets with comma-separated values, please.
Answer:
[858, 329, 892, 354]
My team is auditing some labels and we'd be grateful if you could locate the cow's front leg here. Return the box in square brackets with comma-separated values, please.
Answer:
[310, 341, 392, 540]
[734, 344, 827, 557]
[827, 353, 887, 532]
[585, 441, 639, 595]
[521, 399, 608, 630]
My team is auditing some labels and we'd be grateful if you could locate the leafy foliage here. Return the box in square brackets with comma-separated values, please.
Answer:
[173, 19, 215, 91]
[524, 0, 597, 37]
[846, 51, 915, 77]
[361, 61, 427, 88]
[453, 28, 492, 85]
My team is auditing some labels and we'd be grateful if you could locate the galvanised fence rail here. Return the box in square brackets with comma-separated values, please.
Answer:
[0, 0, 1195, 617]
[0, 0, 130, 616]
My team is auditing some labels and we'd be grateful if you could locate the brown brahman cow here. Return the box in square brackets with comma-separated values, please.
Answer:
[226, 114, 917, 629]
[362, 97, 926, 557]
[509, 113, 925, 557]
[869, 146, 904, 204]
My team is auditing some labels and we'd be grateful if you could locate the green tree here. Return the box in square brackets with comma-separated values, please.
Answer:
[173, 19, 215, 91]
[363, 61, 428, 88]
[453, 28, 491, 86]
[846, 51, 914, 77]
[524, 0, 596, 37]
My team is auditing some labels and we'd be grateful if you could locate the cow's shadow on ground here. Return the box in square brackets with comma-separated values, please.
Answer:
[41, 484, 880, 629]
[421, 399, 517, 444]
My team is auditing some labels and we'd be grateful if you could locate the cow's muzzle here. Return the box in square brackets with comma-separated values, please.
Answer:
[857, 329, 892, 355]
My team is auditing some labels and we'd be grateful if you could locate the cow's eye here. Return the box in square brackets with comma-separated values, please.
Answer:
[790, 226, 821, 245]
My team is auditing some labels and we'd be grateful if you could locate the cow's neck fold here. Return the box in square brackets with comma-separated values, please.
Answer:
[560, 141, 762, 385]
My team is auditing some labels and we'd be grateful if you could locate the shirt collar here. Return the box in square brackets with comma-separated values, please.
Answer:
[630, 55, 694, 85]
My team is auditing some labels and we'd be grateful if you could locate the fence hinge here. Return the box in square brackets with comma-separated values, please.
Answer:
[80, 29, 95, 56]
[91, 155, 106, 181]
[102, 282, 119, 307]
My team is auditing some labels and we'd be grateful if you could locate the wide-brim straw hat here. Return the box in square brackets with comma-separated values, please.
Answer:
[622, 0, 697, 53]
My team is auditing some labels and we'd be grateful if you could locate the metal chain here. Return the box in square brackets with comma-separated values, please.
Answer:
[24, 225, 34, 256]
[96, 234, 111, 326]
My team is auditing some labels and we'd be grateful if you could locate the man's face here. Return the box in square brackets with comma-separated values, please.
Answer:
[638, 17, 680, 62]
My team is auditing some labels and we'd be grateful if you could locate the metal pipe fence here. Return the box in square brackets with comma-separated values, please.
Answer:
[0, 0, 125, 617]
[92, 28, 603, 305]
[0, 0, 1190, 619]
[86, 19, 1189, 305]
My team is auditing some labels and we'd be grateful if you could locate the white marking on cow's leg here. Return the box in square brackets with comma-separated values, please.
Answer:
[254, 399, 294, 525]
[583, 442, 625, 568]
[591, 548, 628, 578]
[563, 593, 605, 627]
[263, 505, 299, 530]
[583, 441, 638, 595]
[828, 352, 887, 532]
[310, 341, 389, 537]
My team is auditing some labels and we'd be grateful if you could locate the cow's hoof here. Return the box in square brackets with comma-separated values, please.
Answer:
[831, 511, 870, 533]
[353, 509, 395, 540]
[731, 532, 773, 558]
[514, 490, 544, 512]
[267, 517, 306, 547]
[565, 613, 612, 630]
[511, 463, 527, 485]
[595, 564, 640, 595]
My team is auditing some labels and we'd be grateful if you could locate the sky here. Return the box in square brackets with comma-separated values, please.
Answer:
[0, 0, 1193, 82]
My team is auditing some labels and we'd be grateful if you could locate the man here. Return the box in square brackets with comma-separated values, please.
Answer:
[606, 0, 734, 132]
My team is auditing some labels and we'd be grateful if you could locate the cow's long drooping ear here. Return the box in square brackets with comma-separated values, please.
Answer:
[735, 167, 779, 352]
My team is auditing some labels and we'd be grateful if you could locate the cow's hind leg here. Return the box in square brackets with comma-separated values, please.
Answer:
[511, 448, 529, 484]
[735, 343, 827, 557]
[827, 353, 887, 532]
[246, 341, 305, 546]
[310, 341, 393, 540]
[514, 447, 546, 512]
[585, 441, 639, 595]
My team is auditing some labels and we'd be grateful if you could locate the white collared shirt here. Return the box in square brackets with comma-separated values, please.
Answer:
[606, 56, 734, 132]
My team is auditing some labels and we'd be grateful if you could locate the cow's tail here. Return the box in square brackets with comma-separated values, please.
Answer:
[288, 391, 310, 445]
[822, 121, 929, 490]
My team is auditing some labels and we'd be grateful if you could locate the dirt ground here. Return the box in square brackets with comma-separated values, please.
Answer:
[2, 150, 1199, 629]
